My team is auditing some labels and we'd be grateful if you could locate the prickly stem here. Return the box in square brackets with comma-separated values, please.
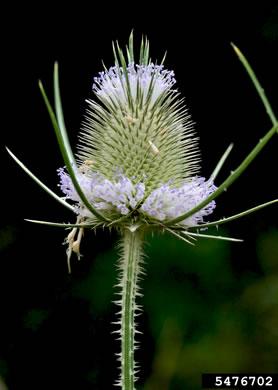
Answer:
[114, 229, 145, 389]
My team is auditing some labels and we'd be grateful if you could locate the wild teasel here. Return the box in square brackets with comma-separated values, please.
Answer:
[7, 33, 278, 390]
[57, 56, 217, 226]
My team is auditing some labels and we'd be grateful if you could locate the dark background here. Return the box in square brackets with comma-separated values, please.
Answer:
[1, 3, 278, 389]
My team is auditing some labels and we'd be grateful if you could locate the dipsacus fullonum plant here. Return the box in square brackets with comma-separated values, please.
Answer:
[7, 34, 278, 389]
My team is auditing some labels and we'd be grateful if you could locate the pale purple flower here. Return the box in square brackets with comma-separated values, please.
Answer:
[93, 63, 176, 108]
[58, 167, 216, 227]
[141, 177, 217, 227]
[57, 167, 146, 218]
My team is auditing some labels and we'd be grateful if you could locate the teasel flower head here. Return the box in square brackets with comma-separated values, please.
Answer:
[57, 35, 217, 233]
[7, 34, 278, 390]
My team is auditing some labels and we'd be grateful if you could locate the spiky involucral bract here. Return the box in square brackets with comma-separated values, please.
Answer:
[78, 63, 199, 194]
[58, 35, 217, 230]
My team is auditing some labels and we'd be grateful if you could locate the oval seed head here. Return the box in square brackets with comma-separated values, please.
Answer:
[58, 35, 217, 229]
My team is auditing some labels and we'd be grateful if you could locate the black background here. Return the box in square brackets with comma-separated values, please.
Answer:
[1, 2, 278, 390]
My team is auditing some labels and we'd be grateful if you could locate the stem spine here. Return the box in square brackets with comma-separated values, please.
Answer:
[115, 229, 144, 390]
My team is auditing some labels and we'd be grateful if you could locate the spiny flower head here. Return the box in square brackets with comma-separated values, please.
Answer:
[58, 167, 216, 227]
[58, 34, 217, 231]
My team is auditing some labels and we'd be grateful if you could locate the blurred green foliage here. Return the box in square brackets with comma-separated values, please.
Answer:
[0, 226, 16, 252]
[1, 226, 278, 389]
[140, 230, 278, 390]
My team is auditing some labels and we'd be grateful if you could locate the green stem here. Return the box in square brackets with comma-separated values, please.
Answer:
[116, 230, 144, 390]
[231, 43, 277, 128]
[165, 46, 278, 227]
[38, 80, 109, 223]
[53, 62, 77, 167]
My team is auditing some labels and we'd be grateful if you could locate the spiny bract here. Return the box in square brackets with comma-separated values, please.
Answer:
[58, 34, 217, 231]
